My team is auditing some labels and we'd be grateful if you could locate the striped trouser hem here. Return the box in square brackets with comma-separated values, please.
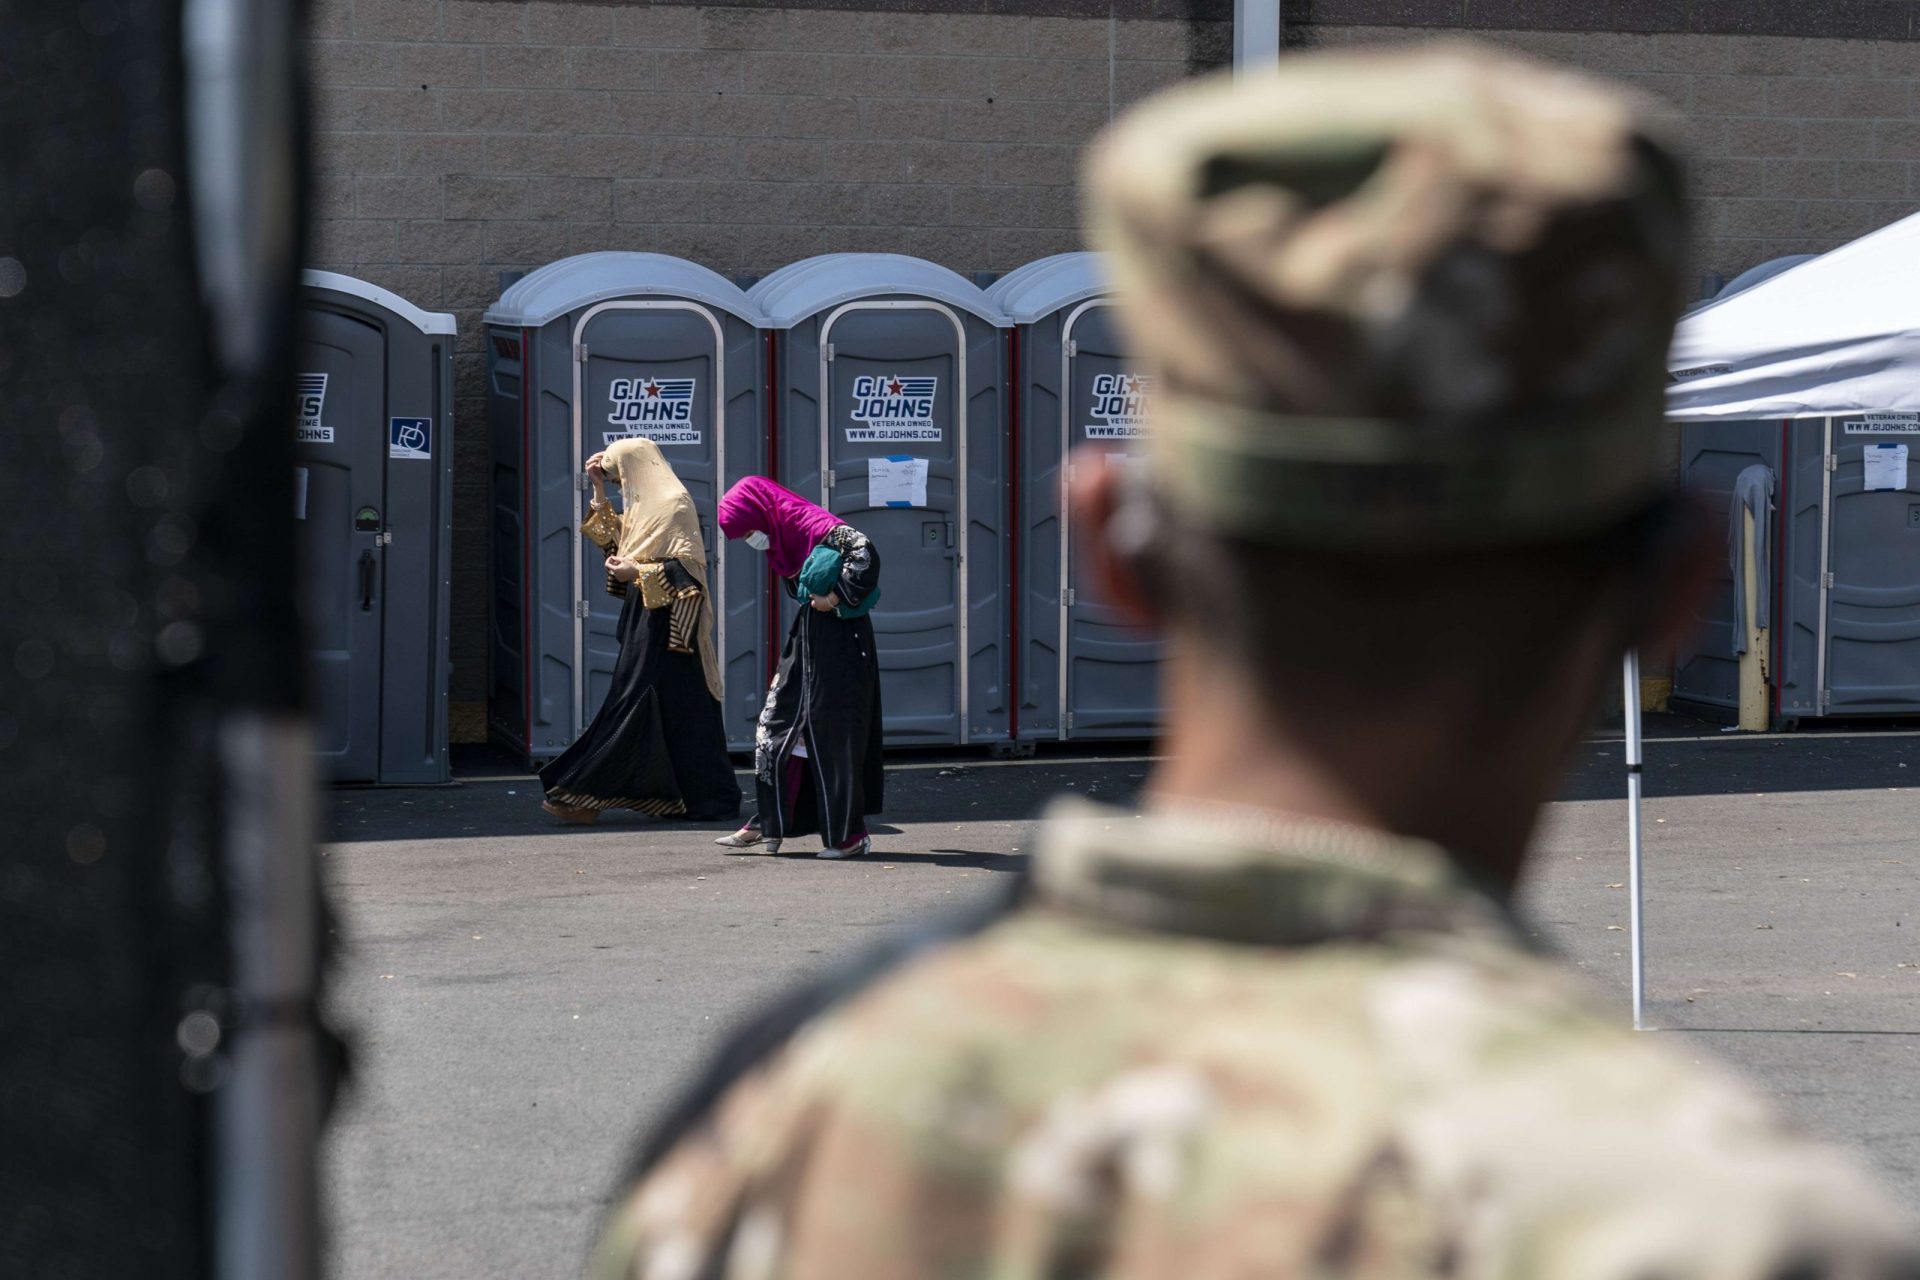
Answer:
[545, 787, 687, 817]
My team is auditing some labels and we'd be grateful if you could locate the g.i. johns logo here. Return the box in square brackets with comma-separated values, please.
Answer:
[849, 375, 940, 442]
[606, 376, 700, 446]
[1086, 372, 1153, 439]
[296, 373, 332, 444]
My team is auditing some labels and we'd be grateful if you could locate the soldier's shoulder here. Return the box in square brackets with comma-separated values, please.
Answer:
[599, 911, 1917, 1279]
[1291, 938, 1917, 1271]
[842, 917, 1914, 1255]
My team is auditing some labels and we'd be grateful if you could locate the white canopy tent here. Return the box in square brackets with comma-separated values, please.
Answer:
[1669, 210, 1920, 421]
[1627, 211, 1920, 1027]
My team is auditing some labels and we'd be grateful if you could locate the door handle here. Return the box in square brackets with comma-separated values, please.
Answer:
[358, 550, 376, 612]
[944, 520, 955, 549]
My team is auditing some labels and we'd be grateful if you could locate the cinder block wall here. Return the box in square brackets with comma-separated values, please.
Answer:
[307, 0, 1222, 734]
[1305, 25, 1920, 291]
[304, 0, 1920, 736]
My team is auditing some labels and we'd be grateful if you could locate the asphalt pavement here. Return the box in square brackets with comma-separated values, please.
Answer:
[320, 715, 1920, 1279]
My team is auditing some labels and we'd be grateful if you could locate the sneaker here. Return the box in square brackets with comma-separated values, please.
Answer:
[818, 835, 870, 861]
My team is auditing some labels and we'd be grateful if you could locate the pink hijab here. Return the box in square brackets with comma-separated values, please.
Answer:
[717, 477, 842, 579]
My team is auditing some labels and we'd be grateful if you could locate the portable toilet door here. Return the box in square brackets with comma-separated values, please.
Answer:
[1812, 413, 1920, 717]
[752, 254, 1011, 748]
[991, 253, 1161, 744]
[1672, 419, 1784, 718]
[483, 253, 770, 762]
[1676, 414, 1920, 726]
[296, 270, 457, 784]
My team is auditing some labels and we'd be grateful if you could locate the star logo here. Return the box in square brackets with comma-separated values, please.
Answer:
[641, 378, 662, 398]
[886, 377, 904, 396]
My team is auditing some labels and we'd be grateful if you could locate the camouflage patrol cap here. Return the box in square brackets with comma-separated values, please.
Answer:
[1084, 42, 1688, 548]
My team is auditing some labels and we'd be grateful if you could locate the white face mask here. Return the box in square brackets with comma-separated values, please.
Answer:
[744, 530, 770, 552]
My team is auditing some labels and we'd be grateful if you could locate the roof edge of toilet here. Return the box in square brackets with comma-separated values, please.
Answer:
[985, 252, 1111, 325]
[749, 253, 1009, 330]
[482, 252, 765, 329]
[304, 268, 458, 336]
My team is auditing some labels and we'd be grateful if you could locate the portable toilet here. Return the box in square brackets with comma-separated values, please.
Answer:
[295, 270, 456, 784]
[751, 254, 1011, 748]
[1672, 421, 1789, 717]
[990, 253, 1161, 745]
[483, 253, 770, 763]
[1676, 415, 1920, 726]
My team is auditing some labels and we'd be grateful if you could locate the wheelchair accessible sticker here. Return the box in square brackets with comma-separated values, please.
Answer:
[389, 416, 432, 460]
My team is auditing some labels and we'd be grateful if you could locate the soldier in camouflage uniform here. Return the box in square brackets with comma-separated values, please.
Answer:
[593, 42, 1920, 1280]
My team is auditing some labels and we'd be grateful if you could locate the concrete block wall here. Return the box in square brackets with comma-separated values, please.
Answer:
[1303, 25, 1920, 296]
[307, 0, 1224, 732]
[1291, 20, 1920, 710]
[304, 0, 1920, 735]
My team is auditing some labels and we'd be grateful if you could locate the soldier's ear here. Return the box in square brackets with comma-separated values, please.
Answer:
[1068, 449, 1162, 629]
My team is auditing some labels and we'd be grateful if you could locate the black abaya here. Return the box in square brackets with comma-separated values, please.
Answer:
[540, 577, 741, 821]
[753, 525, 884, 848]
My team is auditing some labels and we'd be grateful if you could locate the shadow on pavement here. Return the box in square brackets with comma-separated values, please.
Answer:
[320, 713, 1920, 844]
[1563, 712, 1920, 802]
[872, 849, 1026, 873]
[321, 760, 1151, 845]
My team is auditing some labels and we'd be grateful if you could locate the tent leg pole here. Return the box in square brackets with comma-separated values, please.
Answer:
[1233, 0, 1279, 72]
[1739, 508, 1770, 731]
[1624, 650, 1646, 1031]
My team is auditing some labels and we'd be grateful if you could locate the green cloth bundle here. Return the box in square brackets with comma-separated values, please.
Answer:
[793, 544, 880, 619]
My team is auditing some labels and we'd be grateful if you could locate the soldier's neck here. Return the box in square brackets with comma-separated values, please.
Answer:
[1147, 666, 1555, 900]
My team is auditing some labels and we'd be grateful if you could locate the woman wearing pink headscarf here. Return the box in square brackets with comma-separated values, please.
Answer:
[714, 477, 883, 858]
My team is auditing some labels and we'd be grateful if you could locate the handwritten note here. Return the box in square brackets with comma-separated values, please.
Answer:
[1865, 443, 1909, 492]
[868, 455, 929, 508]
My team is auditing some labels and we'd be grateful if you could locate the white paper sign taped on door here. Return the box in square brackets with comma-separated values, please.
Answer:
[1865, 442, 1909, 491]
[868, 455, 929, 508]
[1100, 449, 1151, 481]
[1843, 413, 1920, 434]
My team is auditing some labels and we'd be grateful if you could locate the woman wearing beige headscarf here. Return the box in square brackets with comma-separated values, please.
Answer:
[539, 438, 740, 825]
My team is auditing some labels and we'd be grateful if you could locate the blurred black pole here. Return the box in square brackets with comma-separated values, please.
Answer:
[0, 0, 328, 1277]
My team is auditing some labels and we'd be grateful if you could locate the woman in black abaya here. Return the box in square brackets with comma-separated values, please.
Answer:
[538, 438, 740, 825]
[712, 477, 883, 859]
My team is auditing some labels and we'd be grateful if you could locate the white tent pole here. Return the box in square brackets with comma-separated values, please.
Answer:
[1624, 650, 1647, 1031]
[1233, 0, 1279, 73]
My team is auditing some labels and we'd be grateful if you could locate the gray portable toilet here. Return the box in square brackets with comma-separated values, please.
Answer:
[483, 253, 770, 763]
[1672, 420, 1789, 717]
[991, 253, 1161, 745]
[295, 270, 456, 784]
[1676, 415, 1920, 725]
[1715, 254, 1818, 301]
[752, 254, 1011, 748]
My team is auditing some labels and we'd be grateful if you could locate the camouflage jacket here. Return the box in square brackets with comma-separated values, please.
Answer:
[594, 800, 1918, 1280]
